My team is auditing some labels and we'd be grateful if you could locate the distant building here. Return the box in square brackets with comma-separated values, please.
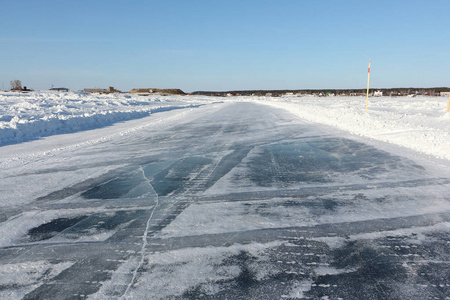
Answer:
[84, 88, 108, 94]
[50, 87, 69, 92]
[108, 86, 121, 93]
[18, 86, 33, 92]
[440, 92, 450, 97]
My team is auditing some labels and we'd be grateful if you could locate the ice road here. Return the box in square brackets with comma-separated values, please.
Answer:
[0, 102, 449, 299]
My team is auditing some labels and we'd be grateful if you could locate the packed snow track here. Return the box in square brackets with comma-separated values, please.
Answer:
[0, 102, 449, 299]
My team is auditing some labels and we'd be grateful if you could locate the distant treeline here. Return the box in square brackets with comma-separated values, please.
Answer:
[192, 87, 450, 97]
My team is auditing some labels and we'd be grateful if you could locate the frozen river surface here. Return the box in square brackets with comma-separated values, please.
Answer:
[1, 102, 449, 299]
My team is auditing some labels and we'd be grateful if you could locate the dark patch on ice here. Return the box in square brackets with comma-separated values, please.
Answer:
[302, 230, 450, 299]
[34, 159, 169, 202]
[416, 263, 450, 297]
[231, 251, 259, 288]
[182, 285, 208, 299]
[304, 240, 408, 299]
[243, 138, 426, 187]
[331, 240, 406, 278]
[322, 198, 339, 210]
[150, 156, 212, 196]
[81, 172, 145, 199]
[28, 216, 87, 241]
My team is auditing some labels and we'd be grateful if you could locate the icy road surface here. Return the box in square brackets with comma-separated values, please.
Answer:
[0, 102, 449, 299]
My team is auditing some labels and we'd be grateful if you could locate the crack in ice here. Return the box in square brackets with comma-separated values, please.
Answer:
[123, 166, 159, 297]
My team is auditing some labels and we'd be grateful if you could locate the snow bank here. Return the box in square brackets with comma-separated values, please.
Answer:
[251, 96, 450, 160]
[0, 91, 205, 146]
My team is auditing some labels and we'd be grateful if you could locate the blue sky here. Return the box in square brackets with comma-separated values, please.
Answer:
[1, 0, 449, 92]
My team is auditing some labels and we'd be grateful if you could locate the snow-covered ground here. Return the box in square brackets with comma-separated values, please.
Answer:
[251, 95, 450, 161]
[1, 92, 449, 161]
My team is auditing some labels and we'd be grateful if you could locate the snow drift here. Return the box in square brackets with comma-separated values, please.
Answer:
[0, 91, 204, 146]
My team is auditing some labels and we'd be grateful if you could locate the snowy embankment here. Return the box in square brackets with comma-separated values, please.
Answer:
[252, 96, 450, 161]
[0, 91, 204, 146]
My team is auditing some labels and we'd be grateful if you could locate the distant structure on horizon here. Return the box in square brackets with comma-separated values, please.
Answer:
[83, 86, 120, 94]
[50, 87, 69, 92]
[129, 88, 186, 95]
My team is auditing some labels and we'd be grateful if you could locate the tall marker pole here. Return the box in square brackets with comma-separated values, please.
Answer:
[365, 60, 371, 112]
